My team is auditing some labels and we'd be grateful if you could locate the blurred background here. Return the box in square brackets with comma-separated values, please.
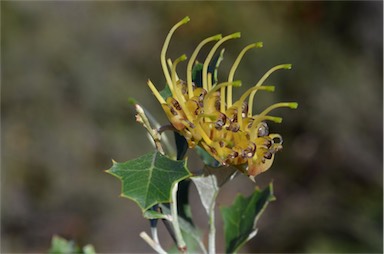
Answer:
[2, 1, 383, 253]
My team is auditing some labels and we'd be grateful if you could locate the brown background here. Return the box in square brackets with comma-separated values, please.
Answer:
[2, 1, 383, 253]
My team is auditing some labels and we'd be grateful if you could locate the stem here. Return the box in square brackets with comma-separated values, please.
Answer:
[135, 104, 165, 155]
[208, 204, 216, 254]
[208, 189, 219, 254]
[171, 182, 187, 253]
[138, 106, 175, 156]
[140, 231, 168, 254]
[151, 226, 160, 245]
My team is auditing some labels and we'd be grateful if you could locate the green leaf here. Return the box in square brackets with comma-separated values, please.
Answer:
[209, 48, 225, 86]
[192, 62, 203, 87]
[83, 245, 96, 254]
[106, 151, 191, 212]
[48, 235, 95, 254]
[160, 84, 172, 100]
[220, 182, 276, 253]
[174, 131, 188, 160]
[195, 146, 220, 167]
[160, 204, 206, 254]
[48, 235, 79, 254]
[176, 179, 194, 225]
[143, 209, 170, 220]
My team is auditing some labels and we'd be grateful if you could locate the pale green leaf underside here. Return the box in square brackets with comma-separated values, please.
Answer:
[221, 183, 275, 253]
[191, 174, 219, 215]
[107, 151, 191, 212]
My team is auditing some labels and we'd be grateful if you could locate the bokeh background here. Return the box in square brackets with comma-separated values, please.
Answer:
[2, 1, 383, 253]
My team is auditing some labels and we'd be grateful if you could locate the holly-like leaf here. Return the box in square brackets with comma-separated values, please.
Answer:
[220, 182, 276, 253]
[107, 151, 191, 212]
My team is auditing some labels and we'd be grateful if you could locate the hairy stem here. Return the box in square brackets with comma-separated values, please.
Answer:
[135, 104, 165, 155]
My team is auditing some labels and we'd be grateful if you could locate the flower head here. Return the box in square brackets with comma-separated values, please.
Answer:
[148, 17, 297, 180]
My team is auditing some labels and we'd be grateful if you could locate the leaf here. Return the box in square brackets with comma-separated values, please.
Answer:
[160, 204, 206, 254]
[174, 131, 189, 160]
[192, 62, 204, 87]
[209, 48, 225, 86]
[48, 235, 95, 254]
[195, 146, 220, 167]
[107, 151, 191, 212]
[192, 50, 225, 88]
[83, 245, 96, 254]
[143, 209, 170, 220]
[48, 235, 79, 254]
[220, 182, 276, 253]
[160, 84, 172, 100]
[191, 174, 219, 215]
[203, 165, 238, 187]
[176, 179, 194, 225]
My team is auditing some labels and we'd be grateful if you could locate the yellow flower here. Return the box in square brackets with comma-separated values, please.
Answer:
[148, 16, 297, 180]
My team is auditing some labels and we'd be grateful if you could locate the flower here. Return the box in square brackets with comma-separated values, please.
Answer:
[147, 16, 297, 180]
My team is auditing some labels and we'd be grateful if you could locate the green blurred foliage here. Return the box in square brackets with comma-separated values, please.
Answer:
[1, 1, 382, 253]
[48, 235, 95, 254]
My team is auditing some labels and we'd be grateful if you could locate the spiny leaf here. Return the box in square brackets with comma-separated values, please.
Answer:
[107, 151, 191, 212]
[220, 182, 276, 253]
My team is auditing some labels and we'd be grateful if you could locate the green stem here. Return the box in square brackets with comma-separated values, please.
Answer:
[171, 182, 187, 253]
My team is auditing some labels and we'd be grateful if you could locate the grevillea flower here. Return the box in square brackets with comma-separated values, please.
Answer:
[148, 17, 297, 180]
